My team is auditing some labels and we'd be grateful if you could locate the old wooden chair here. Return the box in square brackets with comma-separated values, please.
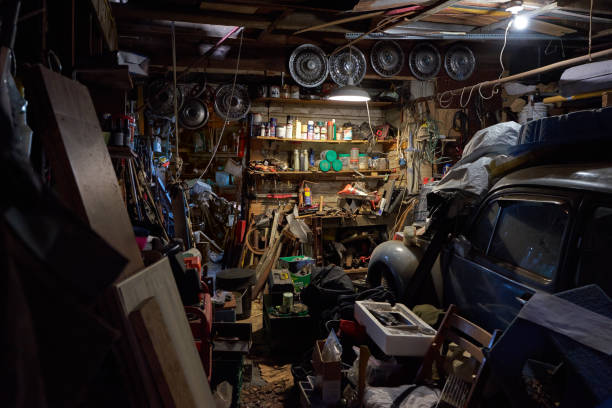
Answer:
[414, 304, 499, 408]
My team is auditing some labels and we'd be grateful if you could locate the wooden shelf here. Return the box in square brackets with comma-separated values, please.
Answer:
[249, 169, 393, 177]
[254, 137, 396, 144]
[344, 267, 368, 274]
[254, 97, 397, 108]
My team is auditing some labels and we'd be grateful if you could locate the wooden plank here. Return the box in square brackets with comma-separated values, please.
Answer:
[89, 0, 118, 51]
[115, 258, 214, 406]
[112, 4, 272, 30]
[294, 10, 385, 35]
[28, 65, 143, 280]
[255, 97, 396, 108]
[603, 91, 611, 107]
[130, 297, 198, 408]
[529, 19, 577, 36]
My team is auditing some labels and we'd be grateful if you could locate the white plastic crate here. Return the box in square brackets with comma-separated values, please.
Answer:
[354, 300, 436, 356]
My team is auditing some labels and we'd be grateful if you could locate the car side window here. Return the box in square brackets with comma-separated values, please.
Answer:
[488, 200, 569, 280]
[577, 206, 612, 296]
[470, 201, 500, 252]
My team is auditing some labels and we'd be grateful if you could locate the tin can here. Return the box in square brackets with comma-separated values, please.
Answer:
[301, 123, 308, 139]
[282, 292, 293, 313]
[270, 85, 280, 98]
[344, 126, 353, 141]
[307, 121, 314, 140]
[290, 85, 300, 99]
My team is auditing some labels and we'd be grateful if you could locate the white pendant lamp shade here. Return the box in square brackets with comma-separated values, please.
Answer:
[328, 77, 371, 102]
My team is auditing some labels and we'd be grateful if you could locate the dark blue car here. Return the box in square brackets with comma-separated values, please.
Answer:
[442, 162, 612, 332]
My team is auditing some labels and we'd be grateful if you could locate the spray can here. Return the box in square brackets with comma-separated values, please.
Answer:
[304, 186, 312, 206]
[332, 119, 336, 140]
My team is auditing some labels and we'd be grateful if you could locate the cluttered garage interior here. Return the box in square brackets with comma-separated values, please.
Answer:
[4, 0, 612, 406]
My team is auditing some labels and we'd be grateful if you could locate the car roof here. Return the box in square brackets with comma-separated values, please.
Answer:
[492, 163, 612, 195]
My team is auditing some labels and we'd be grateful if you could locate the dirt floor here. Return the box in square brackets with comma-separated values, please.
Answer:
[237, 299, 301, 408]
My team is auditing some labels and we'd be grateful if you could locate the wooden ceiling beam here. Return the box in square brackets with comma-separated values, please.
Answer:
[111, 4, 272, 30]
[258, 9, 294, 40]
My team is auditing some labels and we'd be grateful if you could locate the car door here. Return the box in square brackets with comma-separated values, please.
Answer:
[443, 188, 575, 332]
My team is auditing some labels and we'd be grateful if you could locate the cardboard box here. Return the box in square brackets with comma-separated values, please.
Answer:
[312, 339, 341, 404]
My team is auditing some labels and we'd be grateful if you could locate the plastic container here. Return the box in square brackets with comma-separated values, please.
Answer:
[307, 121, 314, 140]
[302, 149, 309, 171]
[286, 116, 293, 139]
[314, 123, 320, 140]
[320, 122, 327, 140]
[301, 123, 308, 140]
[354, 301, 435, 356]
[350, 148, 359, 169]
[331, 159, 343, 172]
[318, 159, 331, 172]
[295, 118, 301, 139]
[338, 153, 350, 169]
[321, 149, 337, 162]
[294, 149, 300, 170]
[216, 171, 231, 186]
[344, 126, 353, 141]
[359, 154, 369, 170]
[277, 126, 286, 138]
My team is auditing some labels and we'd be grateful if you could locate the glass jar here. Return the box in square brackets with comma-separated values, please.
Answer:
[350, 147, 359, 169]
[359, 154, 369, 170]
[339, 153, 350, 169]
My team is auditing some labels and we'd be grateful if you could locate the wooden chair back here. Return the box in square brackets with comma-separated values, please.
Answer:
[415, 305, 498, 408]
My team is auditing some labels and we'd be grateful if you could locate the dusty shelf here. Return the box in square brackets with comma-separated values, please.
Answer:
[253, 137, 396, 145]
[249, 169, 393, 177]
[254, 97, 397, 108]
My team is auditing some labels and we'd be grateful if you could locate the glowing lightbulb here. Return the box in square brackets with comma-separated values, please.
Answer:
[513, 14, 529, 30]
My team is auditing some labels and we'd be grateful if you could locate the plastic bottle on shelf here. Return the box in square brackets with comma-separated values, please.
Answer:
[293, 149, 300, 170]
[301, 149, 309, 171]
[294, 118, 301, 139]
[307, 120, 314, 140]
[320, 122, 327, 140]
[286, 116, 293, 140]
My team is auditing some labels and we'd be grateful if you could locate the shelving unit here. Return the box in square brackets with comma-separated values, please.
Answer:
[254, 97, 397, 108]
[249, 169, 393, 177]
[254, 136, 396, 145]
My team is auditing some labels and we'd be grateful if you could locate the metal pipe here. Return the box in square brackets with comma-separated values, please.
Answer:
[438, 47, 612, 102]
[345, 32, 584, 41]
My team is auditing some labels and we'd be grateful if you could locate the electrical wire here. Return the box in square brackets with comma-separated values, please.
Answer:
[197, 28, 244, 181]
[588, 0, 594, 61]
[499, 18, 513, 80]
[171, 22, 180, 161]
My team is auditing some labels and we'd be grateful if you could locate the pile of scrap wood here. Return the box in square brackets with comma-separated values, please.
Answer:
[239, 205, 309, 300]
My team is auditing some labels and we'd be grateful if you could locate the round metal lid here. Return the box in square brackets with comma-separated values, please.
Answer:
[408, 42, 442, 81]
[179, 99, 209, 130]
[370, 40, 405, 78]
[329, 46, 367, 86]
[444, 44, 476, 81]
[289, 44, 329, 88]
[214, 84, 251, 121]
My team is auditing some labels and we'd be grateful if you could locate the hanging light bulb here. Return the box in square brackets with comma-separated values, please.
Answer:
[328, 76, 371, 102]
[513, 14, 529, 30]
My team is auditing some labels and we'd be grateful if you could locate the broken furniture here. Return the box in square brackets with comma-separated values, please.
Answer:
[415, 305, 498, 408]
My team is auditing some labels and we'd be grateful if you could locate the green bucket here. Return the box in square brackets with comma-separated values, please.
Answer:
[331, 159, 343, 171]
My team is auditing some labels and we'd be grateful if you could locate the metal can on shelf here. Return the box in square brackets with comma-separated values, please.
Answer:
[301, 123, 308, 139]
[320, 122, 327, 140]
[314, 123, 320, 140]
[277, 126, 286, 138]
[270, 85, 280, 98]
[269, 118, 277, 137]
[344, 126, 353, 141]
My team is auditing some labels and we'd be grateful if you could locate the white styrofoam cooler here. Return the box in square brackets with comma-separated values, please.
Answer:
[354, 301, 436, 356]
